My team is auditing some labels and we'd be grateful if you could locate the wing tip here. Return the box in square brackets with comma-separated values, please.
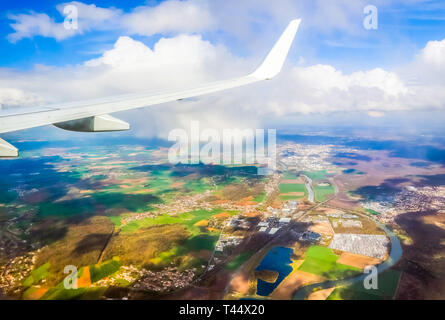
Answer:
[251, 19, 301, 80]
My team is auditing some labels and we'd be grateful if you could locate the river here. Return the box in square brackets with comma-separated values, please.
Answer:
[293, 222, 403, 300]
[302, 174, 314, 203]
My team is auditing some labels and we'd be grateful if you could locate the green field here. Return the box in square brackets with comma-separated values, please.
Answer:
[279, 183, 306, 194]
[40, 286, 106, 300]
[0, 144, 273, 300]
[313, 184, 335, 202]
[150, 233, 218, 270]
[225, 251, 254, 271]
[327, 269, 402, 300]
[283, 172, 299, 179]
[253, 193, 266, 203]
[366, 209, 381, 215]
[303, 171, 330, 180]
[120, 208, 224, 269]
[298, 246, 361, 280]
[120, 208, 224, 234]
[90, 259, 122, 283]
[278, 182, 307, 201]
[22, 262, 50, 287]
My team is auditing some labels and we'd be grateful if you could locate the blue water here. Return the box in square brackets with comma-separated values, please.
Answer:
[256, 247, 293, 296]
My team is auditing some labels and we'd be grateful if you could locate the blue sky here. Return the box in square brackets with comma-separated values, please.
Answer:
[0, 0, 150, 68]
[1, 0, 445, 71]
[1, 0, 445, 139]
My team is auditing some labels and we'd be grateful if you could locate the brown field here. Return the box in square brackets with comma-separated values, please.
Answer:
[235, 200, 258, 206]
[79, 190, 94, 194]
[270, 200, 282, 209]
[280, 192, 305, 197]
[194, 220, 209, 227]
[127, 189, 155, 195]
[120, 178, 148, 185]
[244, 211, 262, 218]
[270, 270, 326, 300]
[194, 250, 213, 260]
[281, 178, 304, 184]
[337, 252, 381, 269]
[171, 182, 185, 188]
[213, 212, 231, 219]
[309, 222, 334, 236]
[24, 287, 48, 300]
[78, 266, 92, 287]
[255, 270, 279, 283]
[318, 207, 345, 215]
[33, 216, 114, 286]
[104, 224, 189, 267]
[307, 287, 335, 300]
[230, 274, 250, 294]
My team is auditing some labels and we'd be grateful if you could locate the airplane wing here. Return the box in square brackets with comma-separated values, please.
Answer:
[0, 19, 301, 157]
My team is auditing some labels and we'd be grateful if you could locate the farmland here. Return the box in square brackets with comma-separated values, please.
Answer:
[298, 246, 361, 280]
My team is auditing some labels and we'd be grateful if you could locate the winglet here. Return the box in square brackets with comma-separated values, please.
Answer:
[251, 19, 301, 80]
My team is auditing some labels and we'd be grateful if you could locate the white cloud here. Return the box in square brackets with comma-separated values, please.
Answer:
[6, 0, 394, 43]
[420, 39, 445, 68]
[7, 0, 214, 42]
[8, 2, 121, 42]
[2, 32, 444, 138]
[122, 0, 215, 37]
[8, 12, 75, 42]
[0, 88, 42, 109]
[3, 1, 445, 137]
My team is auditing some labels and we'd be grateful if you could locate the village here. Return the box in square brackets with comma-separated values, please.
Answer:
[363, 185, 445, 224]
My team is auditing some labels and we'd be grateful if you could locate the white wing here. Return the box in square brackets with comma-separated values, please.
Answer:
[0, 19, 301, 157]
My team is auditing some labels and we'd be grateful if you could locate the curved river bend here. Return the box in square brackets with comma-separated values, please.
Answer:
[293, 222, 402, 300]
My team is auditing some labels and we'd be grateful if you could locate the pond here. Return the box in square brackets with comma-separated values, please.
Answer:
[256, 246, 293, 296]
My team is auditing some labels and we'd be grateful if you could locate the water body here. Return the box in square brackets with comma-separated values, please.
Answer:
[256, 247, 293, 296]
[293, 222, 403, 300]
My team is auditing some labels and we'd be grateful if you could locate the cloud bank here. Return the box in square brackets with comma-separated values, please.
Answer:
[2, 0, 445, 137]
[7, 0, 214, 42]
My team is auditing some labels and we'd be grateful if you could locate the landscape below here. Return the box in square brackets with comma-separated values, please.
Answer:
[0, 133, 444, 300]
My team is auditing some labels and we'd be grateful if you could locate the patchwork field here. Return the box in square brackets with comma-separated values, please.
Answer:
[336, 252, 381, 270]
[278, 183, 307, 201]
[270, 270, 326, 300]
[313, 184, 336, 202]
[298, 246, 362, 280]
